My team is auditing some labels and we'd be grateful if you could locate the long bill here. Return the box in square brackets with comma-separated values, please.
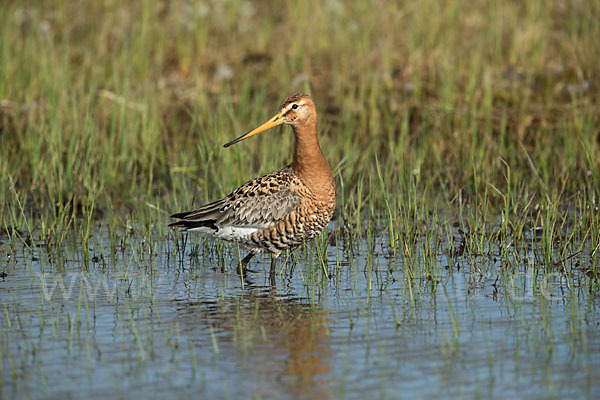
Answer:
[223, 113, 284, 148]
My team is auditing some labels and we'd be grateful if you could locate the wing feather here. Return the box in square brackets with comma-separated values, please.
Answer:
[169, 167, 304, 231]
[218, 168, 303, 226]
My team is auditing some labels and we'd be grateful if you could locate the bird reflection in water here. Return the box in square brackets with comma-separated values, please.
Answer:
[177, 284, 333, 398]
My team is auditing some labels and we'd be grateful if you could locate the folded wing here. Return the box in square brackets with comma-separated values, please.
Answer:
[169, 167, 304, 239]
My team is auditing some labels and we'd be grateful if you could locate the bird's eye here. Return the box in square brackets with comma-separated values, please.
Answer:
[292, 104, 298, 110]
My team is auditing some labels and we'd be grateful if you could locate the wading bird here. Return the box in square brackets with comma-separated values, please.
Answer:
[169, 94, 335, 277]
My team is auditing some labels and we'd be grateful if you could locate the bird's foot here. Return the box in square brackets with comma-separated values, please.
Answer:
[237, 263, 258, 275]
[237, 252, 256, 275]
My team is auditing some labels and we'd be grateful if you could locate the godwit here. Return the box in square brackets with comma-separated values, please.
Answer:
[169, 94, 336, 276]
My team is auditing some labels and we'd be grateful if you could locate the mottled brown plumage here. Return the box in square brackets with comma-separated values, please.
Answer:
[169, 94, 335, 276]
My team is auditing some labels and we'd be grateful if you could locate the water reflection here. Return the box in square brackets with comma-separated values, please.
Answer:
[177, 283, 333, 398]
[1, 220, 598, 399]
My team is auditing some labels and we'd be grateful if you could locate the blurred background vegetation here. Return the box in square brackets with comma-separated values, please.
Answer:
[0, 0, 598, 229]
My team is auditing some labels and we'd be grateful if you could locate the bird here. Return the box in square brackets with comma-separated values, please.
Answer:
[169, 93, 336, 277]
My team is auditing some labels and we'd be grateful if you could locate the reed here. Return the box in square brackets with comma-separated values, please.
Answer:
[0, 2, 598, 396]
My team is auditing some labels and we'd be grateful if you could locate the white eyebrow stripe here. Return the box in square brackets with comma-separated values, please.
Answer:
[282, 105, 291, 114]
[281, 100, 303, 115]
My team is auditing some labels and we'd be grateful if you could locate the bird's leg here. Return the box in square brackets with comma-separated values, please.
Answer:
[269, 256, 277, 277]
[238, 252, 256, 275]
[269, 256, 278, 286]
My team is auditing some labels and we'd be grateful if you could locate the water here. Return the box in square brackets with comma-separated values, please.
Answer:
[1, 220, 599, 399]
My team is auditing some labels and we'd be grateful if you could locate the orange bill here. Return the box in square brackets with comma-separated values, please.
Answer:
[223, 113, 284, 148]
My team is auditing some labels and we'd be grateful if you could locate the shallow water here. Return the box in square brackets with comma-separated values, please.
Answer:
[1, 220, 599, 399]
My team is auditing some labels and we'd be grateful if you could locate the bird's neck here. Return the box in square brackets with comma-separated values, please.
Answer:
[290, 120, 334, 194]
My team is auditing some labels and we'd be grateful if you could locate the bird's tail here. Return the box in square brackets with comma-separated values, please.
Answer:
[169, 198, 227, 232]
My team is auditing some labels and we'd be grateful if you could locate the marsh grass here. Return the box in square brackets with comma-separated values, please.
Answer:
[0, 0, 597, 227]
[0, 6, 599, 390]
